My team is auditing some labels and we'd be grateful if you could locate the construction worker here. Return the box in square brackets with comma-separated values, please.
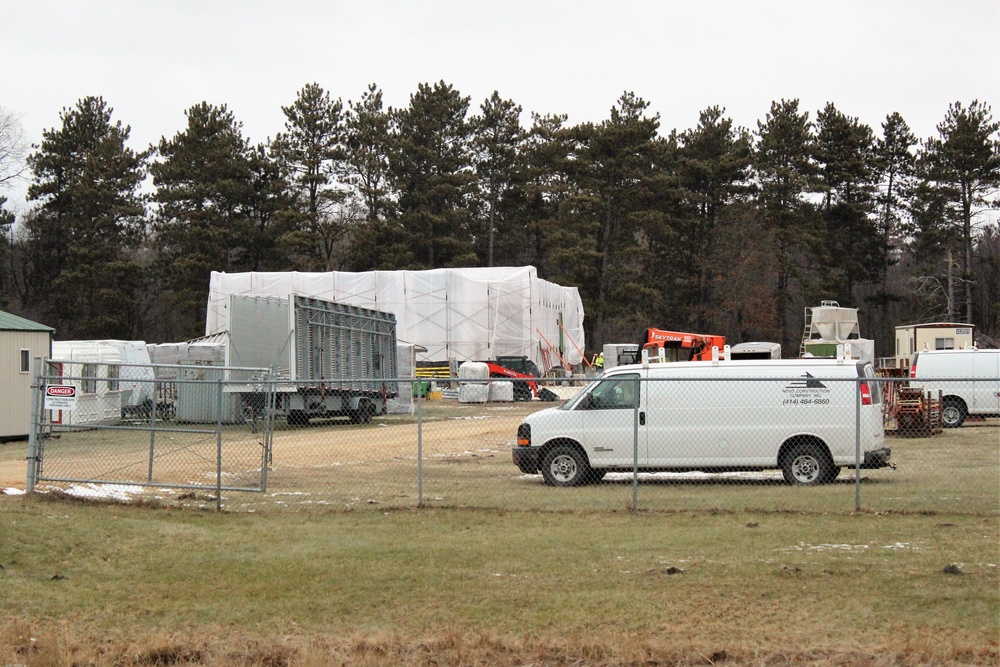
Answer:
[594, 351, 604, 371]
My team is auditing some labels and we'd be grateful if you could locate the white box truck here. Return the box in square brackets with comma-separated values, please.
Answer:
[513, 354, 890, 486]
[909, 348, 1000, 427]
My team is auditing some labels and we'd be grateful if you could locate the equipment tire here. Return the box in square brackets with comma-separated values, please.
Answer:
[940, 398, 966, 428]
[540, 444, 590, 487]
[781, 441, 833, 486]
[513, 382, 532, 402]
[357, 399, 374, 424]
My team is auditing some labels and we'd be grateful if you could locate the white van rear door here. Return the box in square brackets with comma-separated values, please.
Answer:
[972, 350, 1000, 414]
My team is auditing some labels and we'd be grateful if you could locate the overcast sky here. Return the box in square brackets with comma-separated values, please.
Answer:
[2, 0, 998, 210]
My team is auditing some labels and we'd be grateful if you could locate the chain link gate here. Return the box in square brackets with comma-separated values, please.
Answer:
[26, 358, 276, 509]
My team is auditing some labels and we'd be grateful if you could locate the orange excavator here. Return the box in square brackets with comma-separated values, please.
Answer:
[637, 329, 726, 363]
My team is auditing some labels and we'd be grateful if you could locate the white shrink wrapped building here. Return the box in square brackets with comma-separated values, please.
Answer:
[207, 267, 586, 372]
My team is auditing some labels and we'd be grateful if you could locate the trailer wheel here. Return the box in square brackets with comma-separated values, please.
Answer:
[540, 444, 590, 487]
[940, 398, 967, 428]
[354, 399, 375, 424]
[287, 410, 308, 427]
[781, 441, 833, 486]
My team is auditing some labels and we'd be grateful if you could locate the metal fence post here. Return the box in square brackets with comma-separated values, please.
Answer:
[147, 369, 158, 483]
[632, 376, 640, 512]
[261, 369, 275, 492]
[25, 357, 43, 493]
[855, 376, 862, 511]
[216, 378, 224, 511]
[417, 380, 424, 507]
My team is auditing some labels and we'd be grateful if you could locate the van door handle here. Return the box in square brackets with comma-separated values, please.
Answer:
[639, 411, 646, 426]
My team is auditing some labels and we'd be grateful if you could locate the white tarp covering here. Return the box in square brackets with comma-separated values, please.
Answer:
[206, 267, 585, 371]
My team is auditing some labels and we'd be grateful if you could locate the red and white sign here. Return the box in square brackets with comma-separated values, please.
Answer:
[44, 384, 77, 411]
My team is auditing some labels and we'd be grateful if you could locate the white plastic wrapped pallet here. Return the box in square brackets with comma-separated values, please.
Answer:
[489, 380, 514, 402]
[458, 383, 490, 403]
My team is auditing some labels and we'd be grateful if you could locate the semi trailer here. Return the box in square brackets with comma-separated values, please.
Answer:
[224, 294, 398, 425]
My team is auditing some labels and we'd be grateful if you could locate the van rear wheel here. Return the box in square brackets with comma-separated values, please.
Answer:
[782, 442, 834, 486]
[940, 398, 966, 428]
[541, 445, 590, 487]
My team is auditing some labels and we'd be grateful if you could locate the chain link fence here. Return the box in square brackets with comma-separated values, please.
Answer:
[7, 363, 997, 516]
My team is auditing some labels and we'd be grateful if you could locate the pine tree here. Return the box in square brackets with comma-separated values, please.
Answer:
[23, 96, 148, 338]
[754, 99, 819, 351]
[675, 106, 754, 330]
[575, 92, 665, 345]
[390, 81, 475, 268]
[812, 103, 880, 303]
[339, 84, 411, 270]
[917, 100, 1000, 323]
[271, 83, 347, 269]
[470, 92, 524, 267]
[150, 102, 256, 338]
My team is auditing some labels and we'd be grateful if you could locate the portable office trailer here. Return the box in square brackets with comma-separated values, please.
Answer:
[894, 322, 975, 370]
[729, 342, 782, 360]
[602, 344, 640, 371]
[0, 311, 54, 441]
[49, 341, 126, 426]
[52, 340, 156, 415]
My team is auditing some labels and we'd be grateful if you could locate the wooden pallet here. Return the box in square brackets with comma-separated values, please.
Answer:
[890, 386, 942, 436]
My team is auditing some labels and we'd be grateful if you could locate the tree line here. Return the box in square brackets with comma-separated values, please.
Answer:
[1, 84, 998, 362]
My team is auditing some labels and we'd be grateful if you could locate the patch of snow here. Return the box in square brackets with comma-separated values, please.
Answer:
[605, 470, 784, 481]
[63, 483, 144, 502]
[3, 487, 25, 495]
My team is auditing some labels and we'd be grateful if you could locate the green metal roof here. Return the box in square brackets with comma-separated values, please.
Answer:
[0, 310, 55, 332]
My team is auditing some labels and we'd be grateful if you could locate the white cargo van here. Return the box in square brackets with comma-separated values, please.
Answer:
[513, 355, 890, 486]
[909, 349, 1000, 427]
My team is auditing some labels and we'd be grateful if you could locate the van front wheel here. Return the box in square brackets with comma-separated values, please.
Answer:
[782, 443, 833, 486]
[541, 445, 590, 487]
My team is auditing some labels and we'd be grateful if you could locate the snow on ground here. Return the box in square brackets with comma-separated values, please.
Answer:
[3, 487, 25, 495]
[62, 483, 145, 501]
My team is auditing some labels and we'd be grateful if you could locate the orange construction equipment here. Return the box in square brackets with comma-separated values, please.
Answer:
[639, 329, 726, 362]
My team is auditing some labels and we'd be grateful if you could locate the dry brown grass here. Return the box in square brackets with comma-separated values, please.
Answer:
[2, 623, 997, 666]
[1, 492, 997, 667]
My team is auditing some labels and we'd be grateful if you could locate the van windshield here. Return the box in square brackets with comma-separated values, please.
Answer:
[566, 373, 640, 411]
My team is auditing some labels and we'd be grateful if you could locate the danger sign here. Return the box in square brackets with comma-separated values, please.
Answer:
[44, 385, 77, 410]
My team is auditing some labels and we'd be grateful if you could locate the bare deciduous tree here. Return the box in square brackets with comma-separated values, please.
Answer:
[0, 106, 28, 191]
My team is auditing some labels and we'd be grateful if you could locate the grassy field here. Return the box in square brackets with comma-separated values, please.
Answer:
[0, 492, 997, 666]
[1, 398, 997, 664]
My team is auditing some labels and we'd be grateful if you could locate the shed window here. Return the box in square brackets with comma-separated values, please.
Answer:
[20, 349, 30, 373]
[935, 337, 955, 350]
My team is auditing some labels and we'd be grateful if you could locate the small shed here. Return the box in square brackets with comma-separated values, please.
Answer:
[0, 310, 54, 441]
[894, 322, 976, 370]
